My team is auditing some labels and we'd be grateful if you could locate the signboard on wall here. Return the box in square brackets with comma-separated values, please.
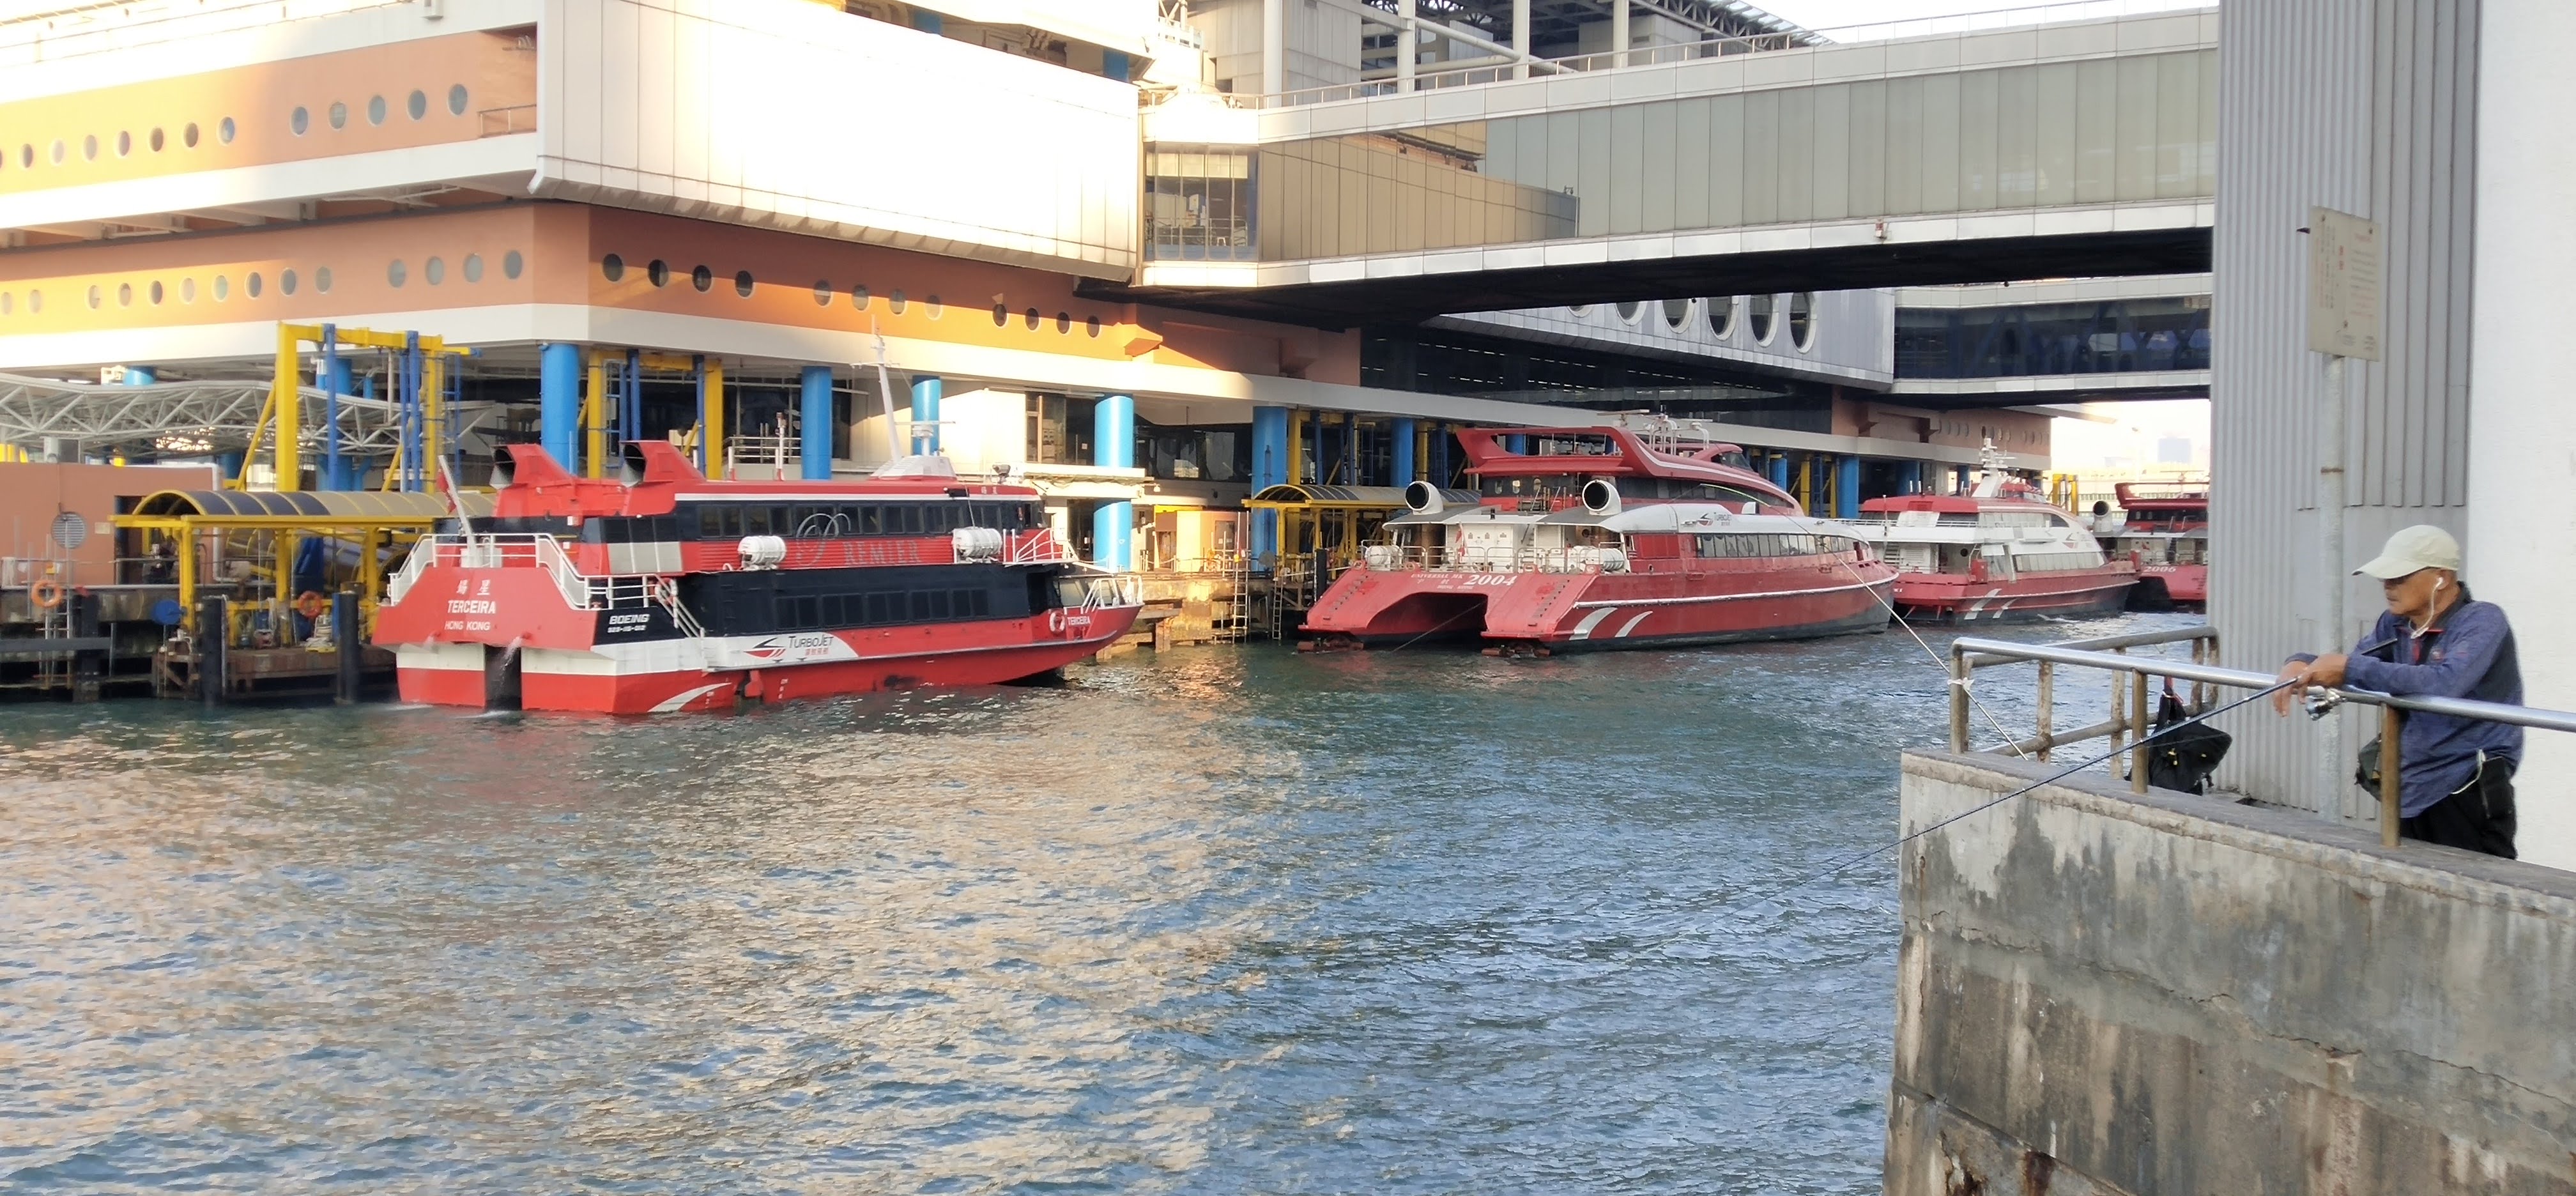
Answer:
[2307, 206, 2384, 360]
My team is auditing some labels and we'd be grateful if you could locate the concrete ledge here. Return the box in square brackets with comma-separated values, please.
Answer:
[1890, 751, 2576, 1196]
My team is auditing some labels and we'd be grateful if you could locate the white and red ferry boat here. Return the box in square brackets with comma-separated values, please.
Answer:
[1301, 420, 1896, 652]
[1851, 446, 2135, 623]
[2097, 480, 2209, 609]
[374, 441, 1141, 714]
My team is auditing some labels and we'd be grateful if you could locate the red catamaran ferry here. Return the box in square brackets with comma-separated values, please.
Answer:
[1301, 421, 1896, 652]
[374, 441, 1141, 714]
[2099, 480, 2209, 609]
[1851, 447, 2135, 623]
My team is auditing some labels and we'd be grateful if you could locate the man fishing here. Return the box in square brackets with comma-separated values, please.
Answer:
[2271, 525, 2524, 857]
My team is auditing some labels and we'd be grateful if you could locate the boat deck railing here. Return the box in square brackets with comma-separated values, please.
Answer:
[390, 533, 705, 635]
[1951, 625, 2576, 848]
[1359, 544, 1627, 575]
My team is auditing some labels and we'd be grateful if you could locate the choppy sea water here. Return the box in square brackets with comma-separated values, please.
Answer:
[0, 613, 2191, 1195]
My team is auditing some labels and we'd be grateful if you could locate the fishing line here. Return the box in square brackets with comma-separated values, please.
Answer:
[1711, 678, 2295, 923]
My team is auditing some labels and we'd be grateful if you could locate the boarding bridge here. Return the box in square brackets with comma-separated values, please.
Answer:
[1125, 6, 2217, 324]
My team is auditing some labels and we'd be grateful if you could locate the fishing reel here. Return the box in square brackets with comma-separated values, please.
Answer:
[2303, 688, 2346, 721]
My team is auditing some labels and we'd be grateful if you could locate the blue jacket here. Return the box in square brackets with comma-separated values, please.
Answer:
[2297, 589, 2523, 816]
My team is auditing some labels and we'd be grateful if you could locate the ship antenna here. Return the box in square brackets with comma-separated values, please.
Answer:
[869, 319, 902, 463]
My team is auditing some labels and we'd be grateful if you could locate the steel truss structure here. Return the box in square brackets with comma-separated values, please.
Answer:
[0, 372, 496, 461]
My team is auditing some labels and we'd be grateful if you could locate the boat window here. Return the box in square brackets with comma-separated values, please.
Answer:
[867, 594, 893, 623]
[1480, 475, 1586, 498]
[910, 592, 933, 620]
[697, 507, 724, 537]
[899, 505, 924, 535]
[742, 506, 771, 535]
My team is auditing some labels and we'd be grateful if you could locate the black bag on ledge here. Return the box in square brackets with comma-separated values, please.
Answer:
[2145, 685, 2232, 795]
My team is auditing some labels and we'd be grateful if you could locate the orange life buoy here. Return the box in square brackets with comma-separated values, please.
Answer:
[1047, 608, 1068, 633]
[29, 578, 65, 610]
[295, 590, 329, 620]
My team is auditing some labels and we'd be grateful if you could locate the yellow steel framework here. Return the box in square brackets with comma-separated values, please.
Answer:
[581, 348, 727, 480]
[250, 323, 469, 493]
[114, 489, 496, 636]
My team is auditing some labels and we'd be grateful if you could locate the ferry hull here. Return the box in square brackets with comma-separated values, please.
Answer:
[1889, 570, 2136, 624]
[1303, 562, 1897, 650]
[2129, 564, 2208, 609]
[393, 610, 1138, 714]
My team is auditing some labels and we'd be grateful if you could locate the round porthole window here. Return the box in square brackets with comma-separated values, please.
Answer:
[1568, 305, 1592, 317]
[1707, 295, 1740, 339]
[1055, 312, 1071, 334]
[448, 84, 469, 116]
[1748, 294, 1779, 344]
[888, 290, 907, 314]
[218, 118, 235, 144]
[213, 276, 229, 302]
[388, 260, 408, 288]
[1790, 291, 1816, 351]
[850, 284, 870, 309]
[1024, 308, 1041, 330]
[924, 295, 942, 319]
[1660, 298, 1691, 330]
[733, 270, 753, 298]
[463, 254, 485, 283]
[314, 267, 332, 293]
[50, 140, 65, 164]
[425, 257, 445, 286]
[86, 285, 101, 309]
[116, 131, 131, 157]
[367, 95, 387, 126]
[812, 280, 832, 305]
[1616, 300, 1642, 324]
[82, 134, 97, 160]
[328, 102, 347, 130]
[1086, 315, 1101, 337]
[408, 90, 427, 121]
[502, 251, 524, 280]
[148, 280, 163, 305]
[150, 128, 165, 151]
[602, 253, 624, 282]
[691, 265, 712, 293]
[180, 278, 195, 303]
[647, 259, 669, 287]
[247, 273, 263, 298]
[991, 302, 1008, 326]
[280, 269, 299, 296]
[116, 283, 131, 307]
[26, 290, 39, 313]
[291, 107, 309, 136]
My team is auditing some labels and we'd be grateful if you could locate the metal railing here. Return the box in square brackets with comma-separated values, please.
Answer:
[1356, 543, 1629, 575]
[1950, 626, 2576, 848]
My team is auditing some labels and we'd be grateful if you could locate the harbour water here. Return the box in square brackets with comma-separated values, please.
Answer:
[1, 615, 2186, 1194]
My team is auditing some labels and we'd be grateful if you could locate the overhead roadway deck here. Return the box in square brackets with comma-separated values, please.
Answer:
[1117, 6, 2217, 325]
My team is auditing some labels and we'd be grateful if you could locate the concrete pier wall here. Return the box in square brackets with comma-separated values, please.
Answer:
[1889, 753, 2576, 1196]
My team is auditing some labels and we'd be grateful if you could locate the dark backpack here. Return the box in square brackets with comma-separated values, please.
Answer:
[2145, 685, 2232, 795]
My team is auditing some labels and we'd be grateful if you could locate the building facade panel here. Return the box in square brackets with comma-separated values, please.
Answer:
[536, 0, 1140, 280]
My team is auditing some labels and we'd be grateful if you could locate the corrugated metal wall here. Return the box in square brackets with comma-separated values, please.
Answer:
[2210, 0, 2480, 815]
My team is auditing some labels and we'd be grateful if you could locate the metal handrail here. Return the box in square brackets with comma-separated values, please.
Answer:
[1949, 631, 2576, 848]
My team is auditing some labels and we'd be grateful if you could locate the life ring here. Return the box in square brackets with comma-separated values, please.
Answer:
[1047, 608, 1068, 633]
[295, 590, 329, 620]
[28, 578, 65, 610]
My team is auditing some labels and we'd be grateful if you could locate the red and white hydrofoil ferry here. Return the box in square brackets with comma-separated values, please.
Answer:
[1301, 420, 1896, 653]
[374, 441, 1141, 714]
[1851, 445, 2135, 623]
[2097, 480, 2209, 609]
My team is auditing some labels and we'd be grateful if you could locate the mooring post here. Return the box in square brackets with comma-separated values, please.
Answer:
[2034, 660, 2055, 762]
[197, 594, 228, 710]
[70, 591, 104, 703]
[2379, 707, 2402, 847]
[334, 590, 361, 705]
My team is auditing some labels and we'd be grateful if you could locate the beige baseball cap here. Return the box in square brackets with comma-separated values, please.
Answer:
[2354, 524, 2463, 579]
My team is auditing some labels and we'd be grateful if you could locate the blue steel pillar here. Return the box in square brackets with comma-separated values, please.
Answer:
[1767, 452, 1790, 493]
[539, 342, 581, 469]
[799, 366, 834, 480]
[319, 353, 354, 490]
[1391, 417, 1417, 484]
[1251, 405, 1289, 565]
[909, 376, 942, 453]
[123, 366, 156, 385]
[1092, 394, 1135, 571]
[1836, 455, 1862, 518]
[1506, 434, 1529, 455]
[1901, 459, 1924, 494]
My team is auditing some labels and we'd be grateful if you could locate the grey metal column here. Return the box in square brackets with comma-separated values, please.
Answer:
[197, 595, 227, 710]
[1512, 0, 1529, 76]
[1263, 0, 1287, 99]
